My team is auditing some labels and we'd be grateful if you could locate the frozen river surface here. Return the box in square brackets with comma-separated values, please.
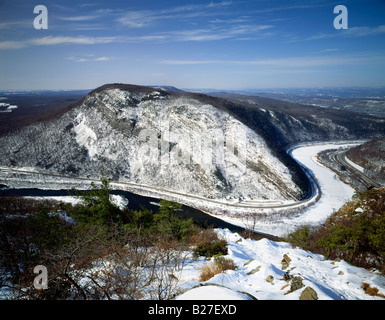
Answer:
[223, 142, 359, 237]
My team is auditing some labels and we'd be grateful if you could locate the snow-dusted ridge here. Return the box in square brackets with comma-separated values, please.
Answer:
[0, 84, 303, 203]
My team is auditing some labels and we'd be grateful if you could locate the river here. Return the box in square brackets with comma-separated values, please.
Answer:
[0, 142, 359, 239]
[0, 187, 265, 237]
[197, 141, 359, 237]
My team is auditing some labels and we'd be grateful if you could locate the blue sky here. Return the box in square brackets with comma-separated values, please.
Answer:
[1, 0, 385, 90]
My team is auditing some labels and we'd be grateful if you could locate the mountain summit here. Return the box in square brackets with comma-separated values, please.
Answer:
[0, 83, 302, 201]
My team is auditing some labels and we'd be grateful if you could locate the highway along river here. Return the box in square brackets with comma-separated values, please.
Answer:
[0, 141, 362, 239]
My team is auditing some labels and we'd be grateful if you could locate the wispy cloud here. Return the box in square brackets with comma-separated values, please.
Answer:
[66, 54, 111, 63]
[249, 2, 331, 14]
[161, 24, 274, 42]
[0, 21, 274, 50]
[116, 11, 153, 28]
[157, 54, 385, 68]
[57, 15, 102, 22]
[0, 1, 274, 51]
[116, 1, 233, 28]
[306, 25, 385, 41]
[94, 56, 110, 62]
[53, 7, 119, 30]
[0, 36, 123, 50]
[0, 20, 30, 30]
[32, 36, 120, 46]
[0, 40, 26, 50]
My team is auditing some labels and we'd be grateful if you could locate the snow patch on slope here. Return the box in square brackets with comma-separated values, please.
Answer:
[176, 229, 385, 300]
[72, 88, 301, 201]
[74, 113, 98, 159]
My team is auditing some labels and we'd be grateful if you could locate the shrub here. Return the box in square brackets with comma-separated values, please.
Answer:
[362, 282, 385, 299]
[68, 176, 123, 225]
[199, 256, 237, 281]
[26, 204, 74, 250]
[199, 264, 219, 282]
[286, 225, 310, 248]
[153, 200, 195, 242]
[193, 239, 228, 258]
[188, 228, 218, 246]
[213, 256, 237, 272]
[287, 187, 385, 273]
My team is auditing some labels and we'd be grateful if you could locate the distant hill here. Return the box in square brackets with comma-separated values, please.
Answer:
[208, 91, 385, 148]
[0, 90, 90, 136]
[150, 85, 185, 93]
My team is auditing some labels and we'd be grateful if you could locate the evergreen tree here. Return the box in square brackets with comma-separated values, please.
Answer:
[154, 200, 194, 241]
[69, 175, 122, 225]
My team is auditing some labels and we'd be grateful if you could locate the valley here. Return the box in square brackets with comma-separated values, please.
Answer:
[1, 84, 384, 301]
[0, 140, 368, 236]
[2, 0, 385, 303]
[0, 84, 384, 237]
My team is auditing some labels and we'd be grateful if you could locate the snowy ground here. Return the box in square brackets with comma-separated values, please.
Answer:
[23, 194, 129, 210]
[174, 229, 385, 300]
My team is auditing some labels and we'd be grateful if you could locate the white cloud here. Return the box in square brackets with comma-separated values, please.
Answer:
[66, 55, 111, 62]
[0, 20, 30, 30]
[145, 24, 274, 42]
[57, 15, 101, 22]
[306, 25, 385, 41]
[344, 25, 385, 37]
[31, 36, 120, 46]
[94, 56, 109, 62]
[0, 22, 274, 50]
[0, 40, 27, 50]
[0, 36, 124, 50]
[116, 11, 153, 28]
[157, 54, 385, 68]
[116, 1, 233, 28]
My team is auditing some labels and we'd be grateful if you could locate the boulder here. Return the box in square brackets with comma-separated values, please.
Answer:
[281, 254, 291, 270]
[266, 275, 274, 285]
[300, 286, 318, 300]
[243, 260, 253, 266]
[290, 276, 304, 291]
[247, 265, 261, 275]
[283, 272, 292, 282]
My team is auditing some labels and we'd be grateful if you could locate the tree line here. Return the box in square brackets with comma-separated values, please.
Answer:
[0, 176, 223, 299]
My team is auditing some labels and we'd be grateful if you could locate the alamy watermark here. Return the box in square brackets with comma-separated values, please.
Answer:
[136, 119, 248, 174]
[334, 5, 348, 30]
[33, 265, 48, 290]
[33, 5, 48, 30]
[33, 4, 348, 31]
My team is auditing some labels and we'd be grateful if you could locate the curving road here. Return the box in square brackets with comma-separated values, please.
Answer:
[1, 141, 376, 216]
[0, 165, 310, 210]
[333, 150, 381, 188]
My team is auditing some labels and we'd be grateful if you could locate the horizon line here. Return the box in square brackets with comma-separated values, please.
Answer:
[1, 84, 385, 92]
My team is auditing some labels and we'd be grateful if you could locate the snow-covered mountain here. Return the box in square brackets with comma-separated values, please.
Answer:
[0, 84, 302, 201]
